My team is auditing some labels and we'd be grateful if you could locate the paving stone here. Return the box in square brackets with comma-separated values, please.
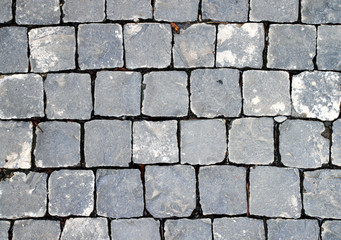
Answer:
[202, 0, 248, 22]
[61, 218, 109, 240]
[190, 69, 241, 118]
[199, 165, 246, 215]
[0, 221, 10, 240]
[0, 0, 12, 23]
[267, 219, 319, 240]
[145, 165, 196, 218]
[243, 70, 291, 116]
[29, 27, 76, 72]
[164, 219, 212, 240]
[96, 169, 144, 218]
[332, 119, 341, 166]
[173, 24, 215, 68]
[45, 73, 92, 119]
[107, 0, 152, 21]
[124, 23, 172, 69]
[13, 220, 61, 240]
[35, 122, 80, 168]
[62, 0, 105, 22]
[301, 0, 341, 24]
[217, 23, 264, 68]
[142, 71, 188, 117]
[0, 172, 47, 219]
[94, 71, 141, 116]
[0, 27, 28, 73]
[133, 121, 178, 164]
[111, 219, 160, 240]
[322, 221, 341, 240]
[250, 166, 301, 218]
[292, 71, 341, 121]
[16, 0, 60, 25]
[267, 25, 316, 70]
[0, 74, 44, 119]
[181, 119, 226, 165]
[250, 0, 298, 22]
[154, 0, 199, 22]
[78, 24, 123, 70]
[213, 217, 265, 240]
[279, 120, 329, 168]
[228, 118, 274, 164]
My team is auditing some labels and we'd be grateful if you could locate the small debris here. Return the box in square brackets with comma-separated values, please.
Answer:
[171, 22, 180, 34]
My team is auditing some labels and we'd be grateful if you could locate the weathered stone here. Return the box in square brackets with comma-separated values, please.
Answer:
[228, 118, 274, 164]
[13, 220, 61, 240]
[45, 73, 92, 119]
[0, 221, 10, 240]
[111, 219, 160, 240]
[78, 24, 123, 70]
[292, 71, 341, 121]
[243, 70, 291, 116]
[250, 0, 298, 22]
[173, 24, 215, 68]
[61, 218, 109, 240]
[202, 0, 248, 22]
[267, 25, 316, 70]
[164, 219, 212, 240]
[332, 119, 341, 166]
[145, 165, 196, 218]
[0, 0, 12, 23]
[133, 121, 178, 164]
[107, 0, 152, 21]
[279, 120, 329, 168]
[142, 71, 188, 117]
[0, 172, 47, 219]
[63, 0, 105, 22]
[322, 221, 341, 240]
[96, 169, 144, 218]
[29, 27, 75, 72]
[181, 119, 226, 165]
[35, 122, 80, 168]
[250, 166, 301, 218]
[199, 166, 246, 215]
[217, 23, 264, 68]
[124, 24, 172, 68]
[301, 0, 341, 24]
[154, 0, 199, 22]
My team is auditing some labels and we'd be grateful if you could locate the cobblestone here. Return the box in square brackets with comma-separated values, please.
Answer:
[202, 0, 248, 22]
[13, 220, 60, 240]
[0, 0, 12, 23]
[322, 221, 341, 239]
[111, 219, 160, 240]
[0, 221, 10, 239]
[164, 219, 212, 240]
[332, 119, 341, 166]
[62, 0, 105, 23]
[107, 0, 152, 21]
[301, 0, 341, 24]
[154, 0, 199, 22]
[250, 0, 298, 22]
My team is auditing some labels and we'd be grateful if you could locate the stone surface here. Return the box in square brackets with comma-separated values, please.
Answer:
[63, 0, 105, 22]
[0, 172, 47, 218]
[250, 166, 301, 218]
[292, 71, 341, 121]
[133, 121, 178, 164]
[111, 219, 160, 240]
[142, 71, 188, 116]
[145, 165, 196, 218]
[29, 27, 76, 72]
[154, 0, 199, 22]
[279, 120, 329, 168]
[107, 0, 152, 20]
[124, 23, 172, 68]
[243, 70, 291, 116]
[322, 221, 341, 240]
[267, 24, 316, 70]
[250, 0, 298, 22]
[96, 169, 144, 218]
[78, 24, 123, 70]
[0, 0, 12, 23]
[228, 118, 274, 164]
[199, 165, 246, 215]
[301, 0, 341, 24]
[45, 73, 92, 119]
[0, 221, 10, 240]
[61, 218, 109, 240]
[274, 116, 288, 123]
[35, 122, 80, 168]
[332, 119, 341, 166]
[202, 0, 248, 22]
[13, 220, 61, 240]
[173, 24, 215, 68]
[164, 219, 212, 240]
[217, 23, 264, 68]
[181, 119, 226, 165]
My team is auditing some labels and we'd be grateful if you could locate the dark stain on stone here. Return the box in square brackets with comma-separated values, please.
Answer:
[217, 80, 223, 85]
[0, 169, 14, 181]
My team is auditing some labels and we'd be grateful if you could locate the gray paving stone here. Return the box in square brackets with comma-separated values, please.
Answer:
[301, 0, 341, 24]
[29, 27, 76, 72]
[16, 0, 60, 25]
[173, 24, 215, 68]
[0, 221, 10, 240]
[332, 119, 341, 166]
[280, 120, 329, 168]
[243, 71, 291, 116]
[213, 217, 265, 240]
[111, 219, 160, 240]
[0, 27, 28, 73]
[107, 0, 152, 21]
[145, 165, 196, 218]
[202, 0, 248, 22]
[267, 25, 316, 70]
[164, 219, 212, 240]
[96, 169, 144, 218]
[190, 69, 241, 118]
[78, 24, 123, 70]
[45, 73, 92, 119]
[124, 23, 172, 69]
[0, 0, 12, 23]
[250, 166, 301, 218]
[181, 119, 226, 165]
[292, 71, 341, 121]
[317, 25, 341, 71]
[228, 118, 274, 165]
[199, 166, 246, 215]
[217, 23, 264, 68]
[63, 0, 105, 22]
[250, 0, 298, 22]
[61, 218, 109, 240]
[154, 0, 199, 22]
[142, 71, 188, 117]
[133, 121, 178, 164]
[322, 221, 341, 240]
[94, 71, 141, 116]
[35, 122, 80, 168]
[13, 220, 61, 240]
[0, 74, 44, 119]
[0, 172, 47, 219]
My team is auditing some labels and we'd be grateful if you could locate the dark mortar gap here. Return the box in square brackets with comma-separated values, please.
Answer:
[30, 124, 37, 169]
[74, 25, 80, 70]
[159, 219, 165, 240]
[45, 172, 51, 217]
[130, 121, 134, 167]
[140, 74, 146, 116]
[26, 27, 31, 73]
[185, 70, 197, 119]
[210, 218, 214, 240]
[213, 24, 218, 67]
[272, 122, 284, 167]
[238, 70, 244, 117]
[312, 25, 318, 70]
[263, 218, 268, 240]
[107, 218, 112, 240]
[322, 121, 333, 166]
[40, 74, 48, 117]
[177, 120, 181, 164]
[90, 169, 97, 217]
[247, 0, 251, 22]
[297, 0, 302, 24]
[190, 165, 203, 218]
[8, 220, 14, 240]
[11, 0, 16, 24]
[246, 167, 250, 216]
[151, 0, 156, 19]
[262, 22, 269, 69]
[318, 219, 323, 240]
[121, 23, 127, 68]
[140, 164, 152, 217]
[59, 0, 65, 23]
[170, 29, 175, 68]
[104, 0, 108, 21]
[299, 169, 305, 218]
[222, 120, 230, 164]
[89, 71, 97, 118]
[198, 0, 203, 22]
[80, 123, 86, 168]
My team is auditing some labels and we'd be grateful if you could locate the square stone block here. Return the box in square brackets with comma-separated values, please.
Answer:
[63, 0, 105, 22]
[202, 0, 248, 22]
[13, 220, 60, 240]
[107, 0, 152, 20]
[111, 219, 160, 240]
[164, 219, 212, 240]
[250, 0, 298, 22]
[154, 0, 199, 22]
[61, 218, 109, 240]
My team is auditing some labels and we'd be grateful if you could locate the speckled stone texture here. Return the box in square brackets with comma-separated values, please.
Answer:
[301, 0, 341, 24]
[0, 221, 10, 240]
[164, 219, 212, 240]
[250, 0, 298, 22]
[322, 221, 341, 240]
[62, 0, 105, 22]
[0, 0, 12, 23]
[154, 0, 199, 22]
[202, 0, 248, 22]
[13, 220, 61, 240]
[111, 219, 160, 240]
[332, 119, 341, 166]
[107, 0, 152, 21]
